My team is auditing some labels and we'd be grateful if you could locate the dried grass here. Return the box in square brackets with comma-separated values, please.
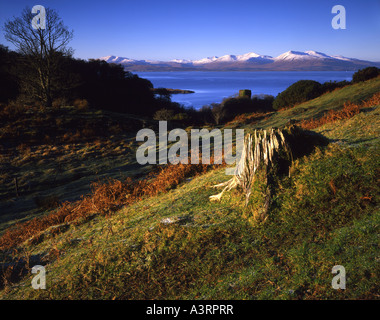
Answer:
[299, 92, 380, 130]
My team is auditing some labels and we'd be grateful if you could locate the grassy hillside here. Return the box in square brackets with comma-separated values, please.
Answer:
[0, 77, 379, 300]
[0, 105, 156, 233]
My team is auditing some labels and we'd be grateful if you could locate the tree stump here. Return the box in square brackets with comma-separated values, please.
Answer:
[210, 128, 292, 205]
[210, 125, 329, 220]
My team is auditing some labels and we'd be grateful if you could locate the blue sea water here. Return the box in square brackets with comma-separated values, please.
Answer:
[137, 71, 355, 109]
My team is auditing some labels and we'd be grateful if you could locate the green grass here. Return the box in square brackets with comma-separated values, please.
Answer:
[0, 77, 379, 300]
[314, 105, 380, 146]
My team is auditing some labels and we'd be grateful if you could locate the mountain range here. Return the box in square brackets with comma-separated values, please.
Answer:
[99, 50, 380, 72]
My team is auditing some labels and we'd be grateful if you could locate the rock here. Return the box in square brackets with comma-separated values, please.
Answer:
[160, 215, 192, 225]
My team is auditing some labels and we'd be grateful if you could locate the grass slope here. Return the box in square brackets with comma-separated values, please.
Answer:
[0, 106, 155, 234]
[0, 78, 379, 300]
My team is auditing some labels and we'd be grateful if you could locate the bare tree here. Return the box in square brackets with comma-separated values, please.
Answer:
[3, 7, 73, 106]
[211, 103, 226, 125]
[153, 108, 175, 121]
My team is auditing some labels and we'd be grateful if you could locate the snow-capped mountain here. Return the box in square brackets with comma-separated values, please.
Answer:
[191, 56, 219, 64]
[273, 50, 360, 62]
[98, 51, 380, 71]
[189, 52, 273, 64]
[274, 50, 329, 61]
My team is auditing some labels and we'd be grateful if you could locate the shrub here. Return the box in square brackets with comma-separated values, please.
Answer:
[172, 112, 190, 121]
[52, 97, 69, 109]
[321, 80, 350, 93]
[221, 94, 274, 121]
[153, 108, 175, 121]
[0, 102, 28, 122]
[273, 80, 323, 110]
[251, 94, 274, 111]
[210, 103, 226, 125]
[352, 67, 380, 83]
[73, 98, 89, 111]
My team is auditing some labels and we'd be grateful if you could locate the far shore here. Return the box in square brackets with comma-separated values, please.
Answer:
[151, 88, 195, 94]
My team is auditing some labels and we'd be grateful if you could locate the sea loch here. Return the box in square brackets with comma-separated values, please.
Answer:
[137, 71, 355, 109]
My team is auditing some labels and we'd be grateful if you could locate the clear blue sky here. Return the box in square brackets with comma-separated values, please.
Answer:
[0, 0, 379, 61]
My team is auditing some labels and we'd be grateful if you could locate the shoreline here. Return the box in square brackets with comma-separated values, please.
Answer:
[151, 88, 195, 94]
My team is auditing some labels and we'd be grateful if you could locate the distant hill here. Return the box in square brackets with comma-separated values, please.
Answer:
[99, 50, 380, 71]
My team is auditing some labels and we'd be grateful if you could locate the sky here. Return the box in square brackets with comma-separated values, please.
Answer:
[0, 0, 379, 61]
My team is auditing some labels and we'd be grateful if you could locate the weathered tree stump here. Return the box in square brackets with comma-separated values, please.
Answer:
[210, 125, 329, 220]
[210, 128, 291, 203]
